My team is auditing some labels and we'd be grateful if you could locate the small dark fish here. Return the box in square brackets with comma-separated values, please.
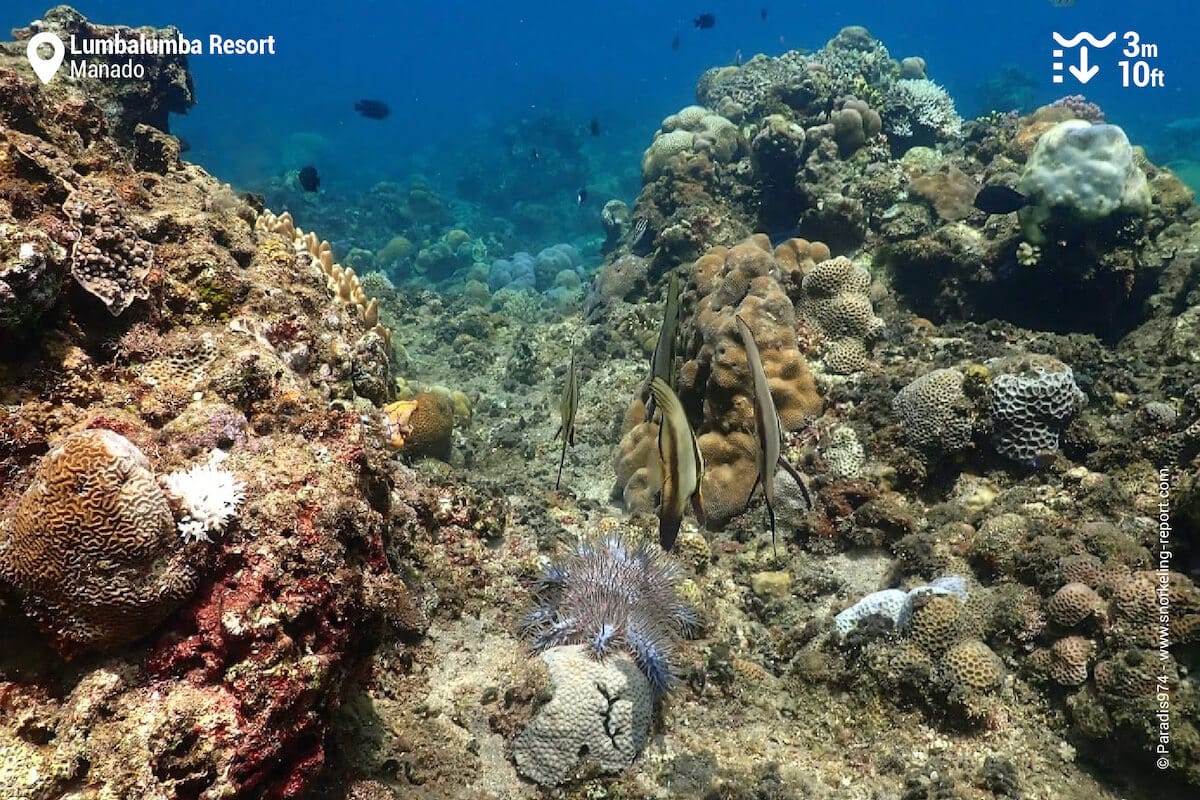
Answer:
[1049, 0, 1075, 7]
[298, 165, 320, 193]
[239, 191, 265, 213]
[177, 137, 192, 153]
[645, 272, 682, 422]
[577, 187, 588, 205]
[761, 7, 768, 20]
[354, 99, 390, 120]
[974, 185, 1030, 215]
[671, 33, 681, 50]
[530, 147, 540, 163]
[553, 353, 580, 490]
[589, 117, 601, 137]
[650, 377, 705, 550]
[694, 13, 716, 29]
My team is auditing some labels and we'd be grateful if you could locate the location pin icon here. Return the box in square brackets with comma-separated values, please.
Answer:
[26, 32, 65, 85]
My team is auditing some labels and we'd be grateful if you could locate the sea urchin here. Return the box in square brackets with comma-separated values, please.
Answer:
[522, 534, 696, 694]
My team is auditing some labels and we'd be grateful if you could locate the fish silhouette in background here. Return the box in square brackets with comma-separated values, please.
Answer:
[354, 99, 390, 120]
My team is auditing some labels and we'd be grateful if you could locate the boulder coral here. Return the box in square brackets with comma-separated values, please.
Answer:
[642, 105, 742, 179]
[614, 236, 823, 528]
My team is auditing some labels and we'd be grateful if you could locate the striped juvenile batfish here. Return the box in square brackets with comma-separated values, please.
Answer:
[649, 376, 705, 550]
[735, 314, 812, 554]
[645, 272, 682, 422]
[554, 352, 580, 490]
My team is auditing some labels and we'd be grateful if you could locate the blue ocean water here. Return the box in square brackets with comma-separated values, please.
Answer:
[7, 0, 1196, 253]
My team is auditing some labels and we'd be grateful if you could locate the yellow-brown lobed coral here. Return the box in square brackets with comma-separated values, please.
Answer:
[614, 235, 824, 527]
[383, 391, 455, 460]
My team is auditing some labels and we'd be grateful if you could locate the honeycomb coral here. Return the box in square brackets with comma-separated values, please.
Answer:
[800, 256, 884, 374]
[613, 236, 823, 528]
[1029, 636, 1095, 686]
[0, 429, 201, 654]
[1045, 582, 1106, 628]
[941, 639, 1005, 692]
[987, 355, 1086, 464]
[512, 645, 652, 786]
[892, 368, 976, 456]
[906, 593, 967, 656]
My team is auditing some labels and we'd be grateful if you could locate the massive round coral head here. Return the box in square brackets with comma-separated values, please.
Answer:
[384, 391, 455, 460]
[0, 429, 203, 655]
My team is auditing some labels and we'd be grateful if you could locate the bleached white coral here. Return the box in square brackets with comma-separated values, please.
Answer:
[160, 452, 246, 542]
[884, 78, 962, 140]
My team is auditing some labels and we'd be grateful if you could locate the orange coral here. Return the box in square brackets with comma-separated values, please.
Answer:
[383, 391, 454, 460]
[614, 235, 824, 527]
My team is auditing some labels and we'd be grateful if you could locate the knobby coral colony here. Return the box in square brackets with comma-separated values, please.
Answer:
[522, 536, 696, 694]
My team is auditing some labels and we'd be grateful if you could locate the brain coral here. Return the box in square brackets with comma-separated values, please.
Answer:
[987, 355, 1086, 464]
[800, 256, 885, 373]
[614, 236, 823, 529]
[383, 390, 455, 460]
[0, 429, 201, 654]
[512, 644, 652, 786]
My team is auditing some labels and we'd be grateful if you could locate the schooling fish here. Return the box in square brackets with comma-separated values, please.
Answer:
[650, 377, 705, 551]
[694, 13, 716, 29]
[354, 99, 390, 120]
[671, 33, 681, 51]
[298, 165, 320, 193]
[589, 117, 601, 137]
[577, 187, 588, 205]
[735, 314, 812, 555]
[974, 185, 1030, 215]
[553, 352, 580, 490]
[761, 7, 769, 20]
[645, 271, 682, 422]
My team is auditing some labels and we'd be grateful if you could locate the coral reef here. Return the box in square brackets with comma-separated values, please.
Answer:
[0, 13, 421, 797]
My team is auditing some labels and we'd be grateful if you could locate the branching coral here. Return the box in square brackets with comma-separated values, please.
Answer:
[159, 451, 246, 543]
